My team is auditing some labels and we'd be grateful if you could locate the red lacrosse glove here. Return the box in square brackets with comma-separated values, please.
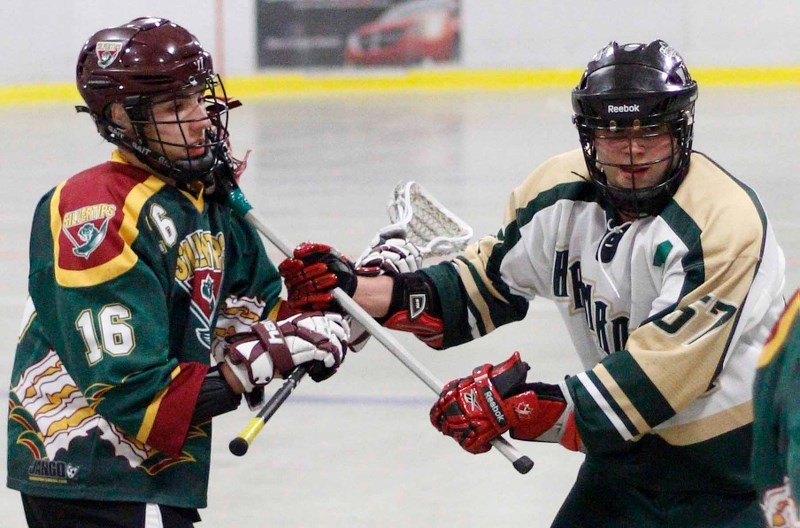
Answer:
[430, 352, 579, 454]
[279, 242, 358, 312]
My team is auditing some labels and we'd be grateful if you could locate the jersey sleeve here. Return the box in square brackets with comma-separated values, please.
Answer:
[423, 152, 595, 349]
[752, 290, 800, 500]
[788, 360, 800, 502]
[28, 172, 207, 458]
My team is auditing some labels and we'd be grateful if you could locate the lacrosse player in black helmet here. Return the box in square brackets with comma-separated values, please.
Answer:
[280, 40, 787, 527]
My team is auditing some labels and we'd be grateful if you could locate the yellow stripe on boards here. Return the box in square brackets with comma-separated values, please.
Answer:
[2, 66, 799, 105]
[0, 83, 81, 105]
[691, 66, 800, 86]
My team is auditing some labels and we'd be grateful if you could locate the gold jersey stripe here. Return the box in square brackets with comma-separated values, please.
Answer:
[656, 401, 753, 446]
[112, 150, 206, 212]
[593, 363, 650, 434]
[137, 364, 182, 444]
[454, 257, 496, 333]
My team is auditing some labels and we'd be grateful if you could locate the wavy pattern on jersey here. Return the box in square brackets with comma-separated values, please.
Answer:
[50, 159, 166, 287]
[10, 345, 204, 477]
[11, 349, 150, 465]
[584, 152, 774, 447]
[210, 295, 268, 360]
[451, 150, 596, 338]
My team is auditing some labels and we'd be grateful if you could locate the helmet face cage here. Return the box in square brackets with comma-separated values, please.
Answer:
[575, 109, 694, 218]
[76, 17, 233, 185]
[120, 73, 232, 184]
[571, 40, 698, 218]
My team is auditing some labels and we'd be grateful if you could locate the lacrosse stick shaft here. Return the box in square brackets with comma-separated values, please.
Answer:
[242, 206, 445, 395]
[229, 365, 308, 456]
[331, 288, 534, 474]
[235, 202, 532, 474]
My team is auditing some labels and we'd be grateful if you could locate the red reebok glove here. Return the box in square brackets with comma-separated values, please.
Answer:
[430, 352, 580, 454]
[279, 242, 358, 311]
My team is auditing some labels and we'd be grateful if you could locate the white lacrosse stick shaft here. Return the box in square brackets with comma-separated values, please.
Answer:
[240, 207, 534, 474]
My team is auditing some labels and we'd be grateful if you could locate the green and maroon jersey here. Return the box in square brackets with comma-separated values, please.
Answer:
[753, 289, 800, 527]
[7, 150, 282, 508]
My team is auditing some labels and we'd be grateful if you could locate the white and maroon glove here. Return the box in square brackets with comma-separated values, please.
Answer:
[355, 227, 422, 276]
[223, 312, 349, 388]
[345, 227, 423, 351]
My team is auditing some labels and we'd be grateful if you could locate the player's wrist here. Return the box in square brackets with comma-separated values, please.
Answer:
[352, 274, 394, 318]
[218, 361, 246, 394]
[378, 272, 442, 323]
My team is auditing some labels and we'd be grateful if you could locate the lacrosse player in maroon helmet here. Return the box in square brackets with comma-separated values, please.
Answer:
[280, 40, 787, 527]
[7, 17, 349, 527]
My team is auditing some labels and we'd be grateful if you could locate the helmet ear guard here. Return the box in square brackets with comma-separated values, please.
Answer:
[571, 40, 698, 218]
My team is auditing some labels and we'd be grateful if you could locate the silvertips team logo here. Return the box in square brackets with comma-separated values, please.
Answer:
[96, 41, 123, 68]
[62, 204, 117, 259]
[174, 229, 225, 347]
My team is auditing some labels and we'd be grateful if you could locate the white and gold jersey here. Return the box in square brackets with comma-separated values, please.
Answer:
[423, 148, 786, 491]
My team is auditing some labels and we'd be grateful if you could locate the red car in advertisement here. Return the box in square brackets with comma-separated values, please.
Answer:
[345, 0, 460, 66]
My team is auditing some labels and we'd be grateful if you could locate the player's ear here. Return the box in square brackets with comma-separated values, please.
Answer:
[108, 103, 132, 130]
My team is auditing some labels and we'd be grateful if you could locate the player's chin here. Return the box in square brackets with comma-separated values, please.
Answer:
[169, 147, 211, 166]
[606, 171, 638, 189]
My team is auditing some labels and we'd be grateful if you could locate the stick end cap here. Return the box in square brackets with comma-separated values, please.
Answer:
[229, 437, 249, 457]
[513, 456, 534, 474]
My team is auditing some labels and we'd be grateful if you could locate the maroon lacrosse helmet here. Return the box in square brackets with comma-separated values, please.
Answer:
[76, 17, 235, 184]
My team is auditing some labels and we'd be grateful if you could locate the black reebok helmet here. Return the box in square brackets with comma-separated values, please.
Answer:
[76, 17, 234, 185]
[572, 40, 698, 217]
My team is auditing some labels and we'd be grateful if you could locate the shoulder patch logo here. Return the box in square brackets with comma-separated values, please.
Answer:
[96, 41, 123, 69]
[653, 240, 674, 267]
[62, 204, 117, 259]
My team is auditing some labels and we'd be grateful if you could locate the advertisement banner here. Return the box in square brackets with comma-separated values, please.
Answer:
[257, 0, 461, 67]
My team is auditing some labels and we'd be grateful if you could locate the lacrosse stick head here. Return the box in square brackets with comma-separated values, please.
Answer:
[385, 181, 473, 257]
